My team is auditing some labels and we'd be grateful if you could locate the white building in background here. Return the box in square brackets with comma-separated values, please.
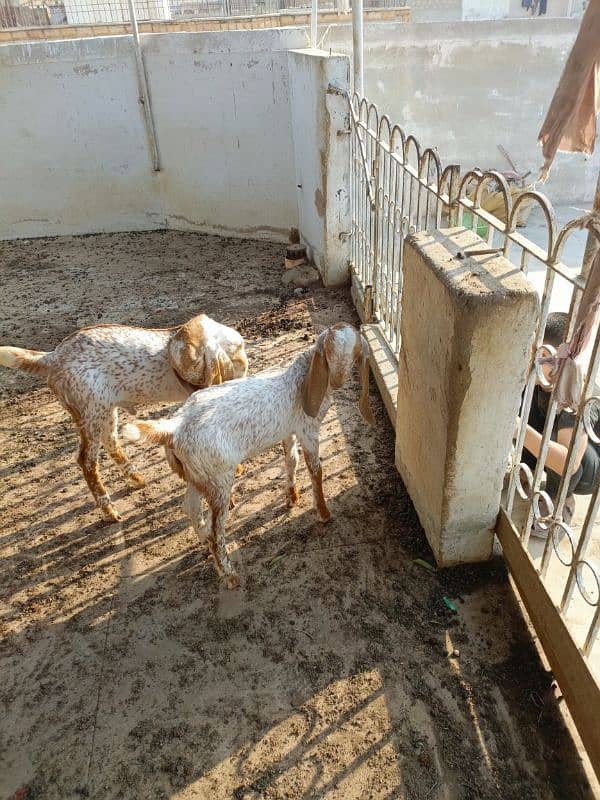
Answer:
[63, 0, 171, 24]
[406, 0, 584, 22]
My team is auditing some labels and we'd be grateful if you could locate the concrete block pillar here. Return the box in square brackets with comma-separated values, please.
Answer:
[288, 49, 351, 287]
[395, 228, 539, 565]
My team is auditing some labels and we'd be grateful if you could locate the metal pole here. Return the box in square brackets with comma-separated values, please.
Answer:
[310, 0, 318, 48]
[352, 0, 364, 96]
[127, 0, 161, 171]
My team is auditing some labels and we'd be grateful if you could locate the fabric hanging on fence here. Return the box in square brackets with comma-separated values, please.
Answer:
[541, 236, 600, 410]
[537, 0, 600, 182]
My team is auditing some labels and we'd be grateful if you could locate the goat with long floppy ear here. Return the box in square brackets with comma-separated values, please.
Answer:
[301, 325, 375, 423]
[301, 332, 330, 418]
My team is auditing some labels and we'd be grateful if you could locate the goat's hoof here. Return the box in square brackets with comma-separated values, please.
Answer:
[128, 471, 146, 488]
[286, 486, 300, 507]
[319, 510, 332, 524]
[225, 574, 241, 589]
[102, 503, 122, 523]
[235, 463, 245, 477]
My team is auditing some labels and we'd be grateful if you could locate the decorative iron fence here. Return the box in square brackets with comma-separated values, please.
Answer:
[348, 89, 600, 769]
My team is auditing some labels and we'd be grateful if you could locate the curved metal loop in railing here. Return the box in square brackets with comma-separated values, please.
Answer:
[583, 396, 600, 444]
[472, 170, 513, 225]
[458, 168, 485, 206]
[509, 190, 557, 259]
[439, 164, 458, 199]
[553, 212, 600, 267]
[551, 520, 576, 567]
[419, 147, 442, 192]
[378, 114, 392, 148]
[367, 101, 379, 133]
[403, 134, 422, 168]
[390, 124, 406, 157]
[576, 559, 600, 607]
[533, 343, 557, 389]
[358, 96, 369, 125]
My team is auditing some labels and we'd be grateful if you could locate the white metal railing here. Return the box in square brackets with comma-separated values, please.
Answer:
[348, 91, 600, 677]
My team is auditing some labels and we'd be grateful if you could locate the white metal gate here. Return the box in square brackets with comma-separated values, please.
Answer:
[347, 91, 600, 777]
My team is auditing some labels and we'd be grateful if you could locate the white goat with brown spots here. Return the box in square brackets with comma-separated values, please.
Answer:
[123, 323, 374, 588]
[0, 314, 248, 522]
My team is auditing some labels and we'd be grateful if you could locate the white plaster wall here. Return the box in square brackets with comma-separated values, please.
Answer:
[288, 49, 326, 271]
[462, 0, 510, 19]
[0, 29, 306, 240]
[325, 18, 600, 205]
[148, 31, 300, 240]
[0, 37, 163, 239]
[288, 49, 351, 286]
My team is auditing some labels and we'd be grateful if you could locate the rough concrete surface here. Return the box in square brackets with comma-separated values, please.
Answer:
[0, 231, 595, 799]
[396, 229, 539, 566]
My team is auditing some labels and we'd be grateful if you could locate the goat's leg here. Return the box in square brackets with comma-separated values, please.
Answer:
[229, 464, 244, 509]
[183, 483, 208, 542]
[205, 474, 239, 588]
[282, 435, 300, 507]
[53, 386, 120, 522]
[77, 427, 121, 522]
[299, 436, 331, 523]
[104, 408, 145, 488]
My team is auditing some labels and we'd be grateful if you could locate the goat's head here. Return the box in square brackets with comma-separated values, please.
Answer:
[168, 314, 237, 388]
[301, 323, 374, 423]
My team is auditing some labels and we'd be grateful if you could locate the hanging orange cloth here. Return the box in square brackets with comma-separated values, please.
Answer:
[538, 0, 600, 182]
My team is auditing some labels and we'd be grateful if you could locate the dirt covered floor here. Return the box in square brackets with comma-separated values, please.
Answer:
[0, 232, 595, 800]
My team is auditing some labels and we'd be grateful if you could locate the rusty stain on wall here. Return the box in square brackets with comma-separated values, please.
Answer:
[314, 187, 325, 218]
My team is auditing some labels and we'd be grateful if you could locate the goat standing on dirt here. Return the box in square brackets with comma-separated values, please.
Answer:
[0, 314, 248, 522]
[123, 323, 374, 588]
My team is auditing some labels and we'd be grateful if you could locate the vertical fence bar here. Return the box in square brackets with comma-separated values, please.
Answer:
[310, 0, 317, 48]
[352, 0, 363, 96]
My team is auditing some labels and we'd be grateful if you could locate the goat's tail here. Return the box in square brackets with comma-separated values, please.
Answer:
[0, 346, 51, 377]
[122, 418, 176, 448]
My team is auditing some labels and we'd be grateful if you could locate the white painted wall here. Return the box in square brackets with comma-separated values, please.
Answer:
[147, 31, 303, 239]
[462, 0, 510, 19]
[288, 48, 351, 286]
[0, 29, 306, 241]
[325, 18, 600, 205]
[0, 37, 162, 238]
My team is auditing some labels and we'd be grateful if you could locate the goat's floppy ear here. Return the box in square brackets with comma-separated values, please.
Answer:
[302, 337, 329, 417]
[359, 335, 375, 424]
[203, 343, 235, 387]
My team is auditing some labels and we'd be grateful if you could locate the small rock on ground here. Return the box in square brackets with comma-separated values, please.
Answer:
[281, 265, 321, 289]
